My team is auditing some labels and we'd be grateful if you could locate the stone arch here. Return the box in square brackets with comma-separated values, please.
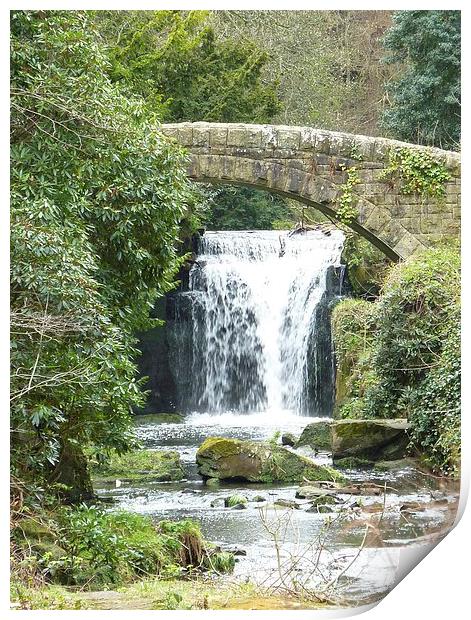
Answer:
[161, 122, 461, 260]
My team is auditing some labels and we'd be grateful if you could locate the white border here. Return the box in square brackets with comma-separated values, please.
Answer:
[1, 2, 468, 618]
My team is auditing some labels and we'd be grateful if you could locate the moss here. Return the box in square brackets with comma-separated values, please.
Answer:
[197, 437, 241, 458]
[261, 446, 345, 484]
[93, 449, 184, 483]
[331, 419, 409, 461]
[196, 437, 345, 483]
[296, 422, 331, 451]
[334, 457, 374, 469]
[15, 517, 55, 542]
[226, 495, 248, 508]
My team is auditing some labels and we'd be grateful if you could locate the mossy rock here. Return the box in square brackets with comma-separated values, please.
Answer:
[196, 437, 345, 484]
[281, 433, 297, 447]
[296, 421, 332, 451]
[31, 541, 67, 562]
[93, 449, 185, 483]
[331, 419, 410, 461]
[225, 495, 248, 508]
[373, 457, 418, 472]
[334, 457, 375, 469]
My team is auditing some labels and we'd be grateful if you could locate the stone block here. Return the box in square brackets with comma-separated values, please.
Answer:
[227, 126, 247, 148]
[210, 126, 228, 147]
[393, 232, 423, 259]
[276, 128, 300, 150]
[299, 127, 318, 151]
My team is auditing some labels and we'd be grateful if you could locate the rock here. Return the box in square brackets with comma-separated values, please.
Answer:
[230, 503, 248, 510]
[399, 501, 425, 513]
[373, 458, 417, 472]
[296, 421, 332, 451]
[251, 495, 267, 503]
[205, 477, 220, 488]
[273, 499, 301, 509]
[308, 495, 338, 507]
[219, 545, 247, 557]
[331, 419, 410, 461]
[306, 504, 335, 514]
[334, 457, 375, 469]
[295, 486, 338, 500]
[281, 433, 297, 447]
[181, 488, 202, 494]
[210, 498, 225, 508]
[225, 494, 248, 508]
[93, 449, 185, 483]
[296, 482, 383, 499]
[196, 437, 345, 484]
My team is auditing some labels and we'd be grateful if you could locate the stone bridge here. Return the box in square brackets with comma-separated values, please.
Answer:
[161, 122, 461, 260]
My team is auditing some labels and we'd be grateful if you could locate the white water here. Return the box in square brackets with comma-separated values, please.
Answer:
[183, 229, 344, 416]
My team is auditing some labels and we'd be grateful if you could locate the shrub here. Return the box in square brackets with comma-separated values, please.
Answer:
[331, 298, 377, 418]
[12, 507, 214, 588]
[365, 247, 460, 421]
[332, 247, 461, 474]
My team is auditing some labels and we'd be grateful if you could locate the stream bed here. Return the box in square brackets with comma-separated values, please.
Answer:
[94, 413, 459, 606]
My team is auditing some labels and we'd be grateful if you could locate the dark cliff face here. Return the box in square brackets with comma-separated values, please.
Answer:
[136, 297, 178, 414]
[303, 265, 346, 417]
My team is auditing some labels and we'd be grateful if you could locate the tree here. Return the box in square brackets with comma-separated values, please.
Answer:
[212, 10, 393, 135]
[381, 10, 461, 149]
[95, 10, 281, 123]
[10, 10, 192, 500]
[93, 10, 290, 232]
[205, 187, 295, 231]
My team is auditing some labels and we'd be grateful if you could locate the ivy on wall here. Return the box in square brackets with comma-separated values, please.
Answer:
[380, 147, 450, 200]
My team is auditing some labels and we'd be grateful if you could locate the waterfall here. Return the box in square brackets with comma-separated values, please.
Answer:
[168, 229, 344, 417]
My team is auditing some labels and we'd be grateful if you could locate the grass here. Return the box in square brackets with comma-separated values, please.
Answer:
[11, 578, 331, 610]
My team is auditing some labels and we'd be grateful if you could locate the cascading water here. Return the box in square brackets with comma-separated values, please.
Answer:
[168, 229, 344, 417]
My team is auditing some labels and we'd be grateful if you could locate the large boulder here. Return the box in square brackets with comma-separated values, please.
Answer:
[296, 421, 332, 451]
[196, 437, 345, 484]
[331, 419, 410, 461]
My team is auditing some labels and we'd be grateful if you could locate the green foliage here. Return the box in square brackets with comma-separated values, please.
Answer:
[332, 299, 378, 419]
[96, 10, 281, 124]
[409, 316, 460, 476]
[95, 11, 290, 234]
[341, 234, 391, 299]
[10, 10, 192, 498]
[337, 166, 360, 224]
[365, 247, 460, 418]
[13, 507, 209, 587]
[268, 430, 281, 447]
[381, 11, 461, 149]
[204, 552, 236, 574]
[204, 186, 296, 231]
[333, 248, 461, 474]
[380, 148, 451, 200]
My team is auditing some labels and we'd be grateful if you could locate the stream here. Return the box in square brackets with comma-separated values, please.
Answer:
[94, 413, 459, 605]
